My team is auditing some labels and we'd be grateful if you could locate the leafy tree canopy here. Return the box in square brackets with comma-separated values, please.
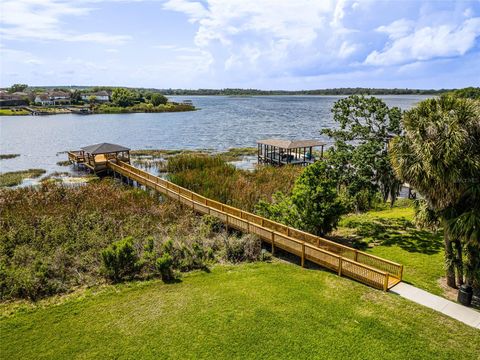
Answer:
[390, 95, 480, 291]
[321, 95, 403, 210]
[9, 84, 28, 93]
[448, 87, 480, 100]
[151, 93, 168, 106]
[111, 88, 137, 107]
[256, 161, 345, 236]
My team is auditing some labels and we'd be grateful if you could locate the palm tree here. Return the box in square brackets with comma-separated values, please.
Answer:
[390, 95, 480, 289]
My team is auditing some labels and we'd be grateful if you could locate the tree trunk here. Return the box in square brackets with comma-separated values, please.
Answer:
[444, 227, 456, 288]
[453, 239, 464, 286]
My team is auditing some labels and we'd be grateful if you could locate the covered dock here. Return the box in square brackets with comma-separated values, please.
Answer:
[257, 139, 325, 166]
[68, 142, 131, 174]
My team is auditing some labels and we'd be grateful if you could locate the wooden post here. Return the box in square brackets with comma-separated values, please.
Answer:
[271, 232, 275, 255]
[354, 250, 358, 262]
[301, 243, 305, 267]
[400, 265, 404, 280]
[338, 257, 343, 276]
[383, 274, 389, 292]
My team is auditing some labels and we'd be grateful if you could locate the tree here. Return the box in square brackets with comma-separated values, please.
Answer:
[322, 95, 403, 209]
[111, 88, 137, 107]
[70, 90, 82, 104]
[9, 84, 28, 93]
[448, 87, 480, 100]
[151, 93, 168, 106]
[390, 95, 480, 291]
[256, 161, 345, 236]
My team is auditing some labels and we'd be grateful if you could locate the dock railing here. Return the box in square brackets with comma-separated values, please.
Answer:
[107, 160, 403, 291]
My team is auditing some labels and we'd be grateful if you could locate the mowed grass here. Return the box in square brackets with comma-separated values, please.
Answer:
[1, 262, 478, 360]
[335, 205, 445, 295]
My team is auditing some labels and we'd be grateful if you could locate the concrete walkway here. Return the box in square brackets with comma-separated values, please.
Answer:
[390, 282, 480, 329]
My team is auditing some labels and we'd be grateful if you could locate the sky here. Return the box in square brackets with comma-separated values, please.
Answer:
[0, 0, 479, 89]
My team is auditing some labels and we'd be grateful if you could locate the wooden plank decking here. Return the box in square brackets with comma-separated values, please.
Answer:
[107, 160, 403, 291]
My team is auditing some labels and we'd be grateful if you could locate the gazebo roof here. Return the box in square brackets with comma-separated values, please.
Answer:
[257, 139, 326, 149]
[81, 143, 130, 155]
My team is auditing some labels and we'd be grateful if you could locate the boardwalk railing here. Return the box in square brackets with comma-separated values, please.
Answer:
[107, 161, 402, 291]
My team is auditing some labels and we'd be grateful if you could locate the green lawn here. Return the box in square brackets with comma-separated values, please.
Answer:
[0, 109, 29, 116]
[1, 262, 478, 359]
[335, 205, 445, 295]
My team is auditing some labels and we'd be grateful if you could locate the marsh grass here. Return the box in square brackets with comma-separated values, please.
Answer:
[0, 169, 46, 187]
[167, 154, 302, 211]
[55, 160, 71, 166]
[0, 154, 20, 160]
[131, 149, 211, 157]
[218, 147, 257, 161]
[0, 180, 264, 301]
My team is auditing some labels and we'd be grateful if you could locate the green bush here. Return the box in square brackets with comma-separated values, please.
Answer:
[224, 235, 262, 263]
[101, 237, 141, 282]
[156, 253, 175, 282]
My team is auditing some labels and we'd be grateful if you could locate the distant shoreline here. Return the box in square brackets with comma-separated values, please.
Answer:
[0, 103, 196, 116]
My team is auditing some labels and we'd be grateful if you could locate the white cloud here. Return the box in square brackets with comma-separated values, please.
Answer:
[365, 17, 480, 66]
[163, 0, 208, 22]
[163, 0, 362, 78]
[376, 19, 414, 40]
[0, 0, 131, 44]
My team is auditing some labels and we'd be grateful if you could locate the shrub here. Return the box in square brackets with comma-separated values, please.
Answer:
[101, 237, 141, 282]
[156, 253, 175, 282]
[223, 234, 262, 263]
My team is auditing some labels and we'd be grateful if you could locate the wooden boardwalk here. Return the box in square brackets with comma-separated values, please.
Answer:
[107, 161, 403, 291]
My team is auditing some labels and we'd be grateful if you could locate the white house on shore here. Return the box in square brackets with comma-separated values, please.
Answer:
[81, 91, 110, 102]
[34, 91, 71, 106]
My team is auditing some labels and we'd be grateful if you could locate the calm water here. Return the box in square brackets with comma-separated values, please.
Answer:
[0, 95, 431, 174]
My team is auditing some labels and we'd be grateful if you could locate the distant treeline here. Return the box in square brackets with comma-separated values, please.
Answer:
[160, 88, 450, 96]
[24, 86, 454, 96]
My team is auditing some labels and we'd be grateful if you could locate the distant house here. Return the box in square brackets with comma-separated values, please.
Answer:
[34, 94, 54, 106]
[0, 92, 30, 107]
[81, 91, 110, 102]
[34, 91, 71, 106]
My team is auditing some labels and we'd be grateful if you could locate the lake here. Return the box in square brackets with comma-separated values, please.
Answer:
[0, 95, 431, 174]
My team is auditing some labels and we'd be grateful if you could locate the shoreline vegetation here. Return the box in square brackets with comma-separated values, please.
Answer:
[0, 154, 20, 160]
[0, 85, 196, 116]
[0, 169, 46, 187]
[0, 102, 196, 116]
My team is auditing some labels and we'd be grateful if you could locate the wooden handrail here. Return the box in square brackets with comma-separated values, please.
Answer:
[107, 161, 400, 290]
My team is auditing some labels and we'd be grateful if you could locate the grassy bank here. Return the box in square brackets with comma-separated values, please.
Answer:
[0, 109, 29, 116]
[0, 169, 46, 187]
[1, 262, 478, 359]
[94, 102, 195, 114]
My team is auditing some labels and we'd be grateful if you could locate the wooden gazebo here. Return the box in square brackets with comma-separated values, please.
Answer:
[257, 139, 325, 166]
[68, 142, 130, 174]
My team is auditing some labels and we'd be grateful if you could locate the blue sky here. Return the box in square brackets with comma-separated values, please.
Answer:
[1, 0, 479, 89]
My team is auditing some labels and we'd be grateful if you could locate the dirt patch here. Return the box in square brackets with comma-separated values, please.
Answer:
[437, 277, 458, 302]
